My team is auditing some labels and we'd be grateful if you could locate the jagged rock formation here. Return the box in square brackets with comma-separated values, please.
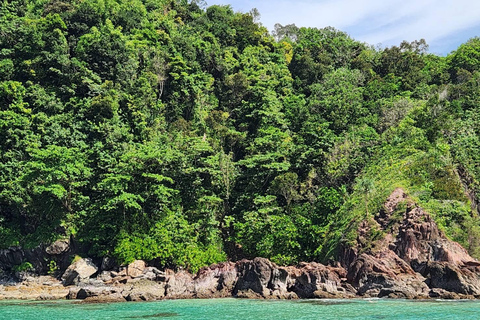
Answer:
[285, 262, 356, 298]
[346, 251, 430, 298]
[194, 262, 237, 298]
[345, 188, 480, 298]
[59, 258, 353, 302]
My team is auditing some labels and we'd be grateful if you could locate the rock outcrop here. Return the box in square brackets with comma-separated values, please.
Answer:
[125, 279, 166, 301]
[164, 270, 195, 298]
[0, 246, 51, 275]
[233, 258, 354, 299]
[234, 258, 285, 298]
[0, 238, 77, 276]
[345, 188, 480, 298]
[347, 251, 429, 298]
[54, 257, 355, 301]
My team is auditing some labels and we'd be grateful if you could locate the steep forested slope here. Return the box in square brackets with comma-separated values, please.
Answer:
[1, 0, 479, 272]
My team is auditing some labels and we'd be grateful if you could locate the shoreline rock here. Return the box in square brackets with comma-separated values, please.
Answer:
[0, 256, 479, 302]
[2, 188, 480, 302]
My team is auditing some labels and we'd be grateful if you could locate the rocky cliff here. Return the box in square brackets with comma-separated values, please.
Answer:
[345, 188, 480, 298]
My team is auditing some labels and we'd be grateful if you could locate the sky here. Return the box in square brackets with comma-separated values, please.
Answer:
[206, 0, 480, 55]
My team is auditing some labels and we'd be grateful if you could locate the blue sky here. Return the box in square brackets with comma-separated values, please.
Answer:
[206, 0, 480, 55]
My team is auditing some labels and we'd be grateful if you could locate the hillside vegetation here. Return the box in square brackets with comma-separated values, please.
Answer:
[1, 0, 480, 272]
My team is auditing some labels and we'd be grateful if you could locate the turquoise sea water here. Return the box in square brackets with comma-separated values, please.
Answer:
[1, 298, 480, 320]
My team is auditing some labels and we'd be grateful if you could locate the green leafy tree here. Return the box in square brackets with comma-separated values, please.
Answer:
[309, 68, 366, 133]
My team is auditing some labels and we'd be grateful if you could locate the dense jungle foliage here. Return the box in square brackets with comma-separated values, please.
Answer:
[1, 0, 480, 272]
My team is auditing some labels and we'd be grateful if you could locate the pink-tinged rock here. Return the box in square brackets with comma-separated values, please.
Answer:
[346, 187, 480, 297]
[194, 262, 237, 298]
[287, 262, 355, 298]
[165, 270, 195, 298]
[346, 250, 429, 298]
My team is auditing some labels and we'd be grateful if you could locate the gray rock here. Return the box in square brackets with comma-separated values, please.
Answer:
[45, 240, 69, 255]
[78, 278, 106, 287]
[84, 291, 126, 303]
[67, 287, 80, 299]
[70, 285, 120, 300]
[125, 279, 166, 301]
[36, 294, 56, 300]
[126, 292, 156, 301]
[97, 271, 114, 282]
[62, 258, 98, 286]
[428, 288, 462, 299]
[140, 267, 164, 281]
[425, 262, 480, 295]
[111, 267, 127, 277]
[234, 257, 277, 297]
[100, 257, 116, 271]
[235, 289, 264, 299]
[15, 271, 36, 282]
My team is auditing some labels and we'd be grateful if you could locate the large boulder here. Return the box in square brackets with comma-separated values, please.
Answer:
[124, 279, 166, 301]
[234, 258, 276, 297]
[287, 262, 356, 298]
[45, 240, 69, 255]
[194, 262, 237, 298]
[234, 257, 296, 299]
[347, 251, 429, 298]
[424, 262, 480, 296]
[127, 260, 146, 277]
[164, 270, 195, 298]
[62, 258, 98, 286]
[69, 286, 126, 302]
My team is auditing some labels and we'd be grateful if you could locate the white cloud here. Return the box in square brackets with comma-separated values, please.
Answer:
[207, 0, 480, 54]
[356, 1, 480, 46]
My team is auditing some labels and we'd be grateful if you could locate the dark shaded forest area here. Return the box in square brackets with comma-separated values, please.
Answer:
[1, 0, 480, 272]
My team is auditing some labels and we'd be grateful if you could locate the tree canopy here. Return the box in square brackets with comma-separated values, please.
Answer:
[1, 0, 480, 271]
